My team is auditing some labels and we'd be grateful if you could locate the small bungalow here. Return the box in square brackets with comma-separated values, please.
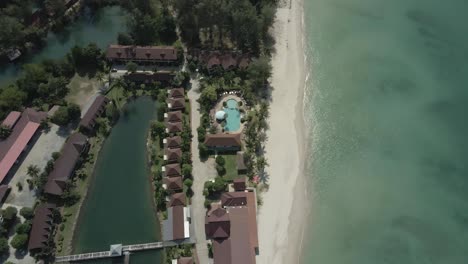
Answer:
[236, 151, 247, 174]
[44, 133, 88, 196]
[163, 176, 183, 191]
[233, 177, 246, 192]
[167, 98, 186, 111]
[164, 148, 182, 164]
[169, 193, 186, 207]
[166, 122, 183, 134]
[163, 164, 181, 177]
[162, 202, 191, 241]
[190, 50, 251, 73]
[106, 45, 178, 64]
[172, 257, 193, 264]
[168, 88, 185, 99]
[28, 203, 56, 252]
[164, 136, 182, 149]
[165, 111, 183, 123]
[204, 133, 242, 151]
[0, 109, 47, 183]
[79, 95, 109, 132]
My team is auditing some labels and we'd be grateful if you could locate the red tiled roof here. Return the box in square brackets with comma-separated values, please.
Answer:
[204, 133, 241, 148]
[165, 148, 182, 163]
[233, 177, 246, 191]
[164, 136, 182, 149]
[172, 205, 186, 240]
[169, 88, 185, 99]
[1, 111, 21, 128]
[106, 45, 178, 61]
[0, 109, 47, 183]
[28, 203, 56, 251]
[168, 98, 185, 110]
[164, 164, 181, 177]
[44, 133, 88, 196]
[166, 122, 183, 133]
[79, 95, 108, 130]
[164, 176, 183, 190]
[169, 193, 186, 207]
[178, 257, 193, 264]
[221, 192, 248, 207]
[205, 207, 230, 239]
[165, 111, 183, 123]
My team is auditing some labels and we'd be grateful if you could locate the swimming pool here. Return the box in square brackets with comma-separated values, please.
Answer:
[223, 99, 241, 132]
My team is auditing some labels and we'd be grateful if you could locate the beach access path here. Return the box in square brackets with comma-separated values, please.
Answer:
[257, 0, 308, 263]
[188, 79, 217, 264]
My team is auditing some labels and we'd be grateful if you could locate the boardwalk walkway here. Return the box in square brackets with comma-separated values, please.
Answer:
[55, 240, 193, 263]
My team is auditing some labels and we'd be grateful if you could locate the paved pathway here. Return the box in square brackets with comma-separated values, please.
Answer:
[188, 78, 217, 264]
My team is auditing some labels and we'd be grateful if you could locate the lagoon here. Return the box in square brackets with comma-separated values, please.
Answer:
[73, 97, 162, 264]
[0, 6, 128, 86]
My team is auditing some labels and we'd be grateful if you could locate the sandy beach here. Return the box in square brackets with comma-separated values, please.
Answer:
[257, 0, 309, 263]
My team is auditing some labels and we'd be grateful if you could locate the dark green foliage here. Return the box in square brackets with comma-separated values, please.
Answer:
[20, 207, 34, 220]
[118, 32, 134, 45]
[198, 143, 208, 159]
[2, 206, 18, 228]
[197, 126, 206, 142]
[151, 121, 166, 138]
[51, 103, 81, 126]
[216, 164, 226, 176]
[0, 238, 9, 255]
[15, 221, 31, 234]
[10, 234, 28, 249]
[0, 125, 12, 139]
[182, 164, 192, 178]
[215, 155, 225, 166]
[126, 62, 138, 73]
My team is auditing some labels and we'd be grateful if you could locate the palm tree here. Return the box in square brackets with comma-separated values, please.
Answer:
[27, 165, 40, 178]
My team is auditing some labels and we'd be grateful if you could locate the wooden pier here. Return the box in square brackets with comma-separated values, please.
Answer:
[55, 241, 192, 263]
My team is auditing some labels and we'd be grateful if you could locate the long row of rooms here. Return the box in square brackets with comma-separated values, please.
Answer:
[0, 94, 110, 252]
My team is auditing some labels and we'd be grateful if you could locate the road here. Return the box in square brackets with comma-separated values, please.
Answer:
[188, 78, 217, 264]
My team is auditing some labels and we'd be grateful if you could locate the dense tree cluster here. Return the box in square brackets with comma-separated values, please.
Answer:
[173, 0, 278, 53]
[116, 0, 177, 45]
[0, 43, 105, 120]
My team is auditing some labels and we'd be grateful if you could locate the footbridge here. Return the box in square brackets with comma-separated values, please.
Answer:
[55, 240, 194, 263]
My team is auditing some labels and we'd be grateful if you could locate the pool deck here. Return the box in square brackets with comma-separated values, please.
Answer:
[212, 94, 247, 134]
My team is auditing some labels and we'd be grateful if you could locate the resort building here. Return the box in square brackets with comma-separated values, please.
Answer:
[28, 203, 56, 252]
[164, 136, 182, 149]
[205, 190, 258, 264]
[166, 122, 183, 134]
[123, 72, 175, 84]
[167, 98, 186, 111]
[44, 133, 88, 196]
[169, 192, 187, 207]
[165, 111, 183, 123]
[236, 151, 247, 174]
[172, 257, 193, 264]
[204, 133, 242, 151]
[233, 177, 247, 192]
[168, 88, 185, 99]
[189, 50, 251, 72]
[106, 45, 178, 64]
[164, 148, 182, 164]
[0, 109, 47, 183]
[79, 95, 109, 132]
[162, 193, 191, 241]
[163, 164, 181, 178]
[163, 176, 183, 191]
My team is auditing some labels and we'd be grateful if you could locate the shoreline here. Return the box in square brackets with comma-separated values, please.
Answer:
[257, 0, 309, 263]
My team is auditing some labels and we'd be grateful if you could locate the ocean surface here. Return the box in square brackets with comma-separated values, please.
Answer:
[303, 0, 468, 263]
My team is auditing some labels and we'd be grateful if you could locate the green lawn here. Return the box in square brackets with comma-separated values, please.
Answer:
[221, 154, 238, 181]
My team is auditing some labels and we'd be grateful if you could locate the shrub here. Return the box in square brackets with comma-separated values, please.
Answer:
[10, 234, 28, 249]
[184, 178, 193, 188]
[52, 151, 61, 160]
[182, 164, 192, 178]
[0, 238, 9, 255]
[197, 126, 206, 142]
[20, 207, 34, 220]
[15, 222, 31, 234]
[216, 164, 225, 176]
[2, 206, 18, 226]
[215, 156, 225, 166]
[198, 143, 208, 159]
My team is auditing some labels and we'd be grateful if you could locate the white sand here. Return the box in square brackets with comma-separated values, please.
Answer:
[257, 0, 308, 263]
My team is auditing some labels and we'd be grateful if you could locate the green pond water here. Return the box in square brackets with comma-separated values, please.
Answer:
[303, 0, 468, 263]
[0, 6, 128, 86]
[73, 97, 162, 264]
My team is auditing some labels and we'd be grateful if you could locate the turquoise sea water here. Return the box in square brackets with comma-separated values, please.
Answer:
[303, 0, 468, 263]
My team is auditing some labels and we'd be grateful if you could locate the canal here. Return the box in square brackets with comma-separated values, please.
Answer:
[73, 97, 163, 264]
[0, 6, 128, 85]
